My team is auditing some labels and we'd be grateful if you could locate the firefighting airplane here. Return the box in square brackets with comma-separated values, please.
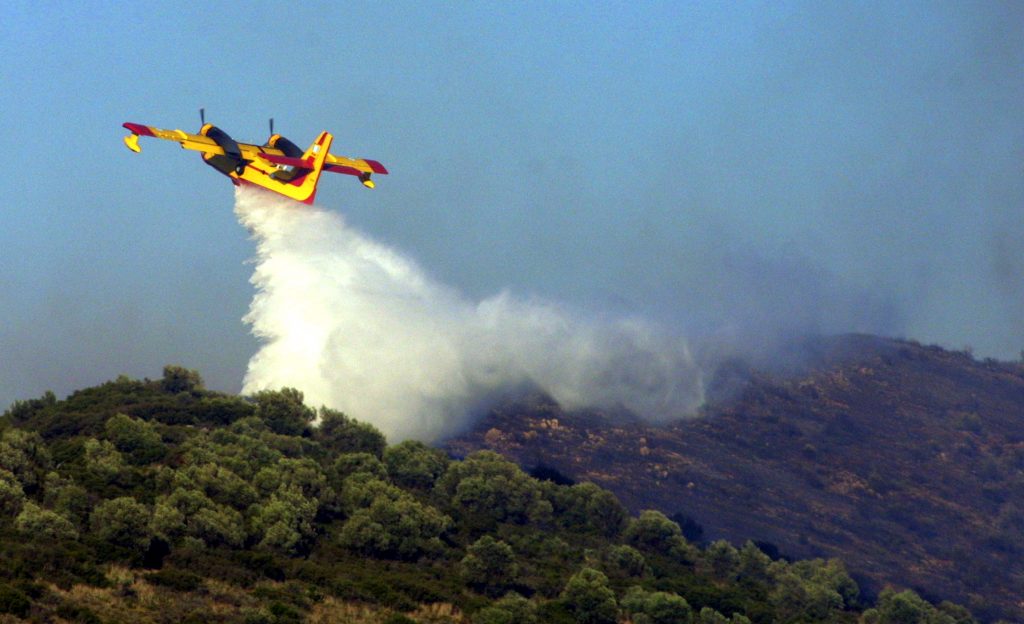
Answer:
[122, 110, 387, 205]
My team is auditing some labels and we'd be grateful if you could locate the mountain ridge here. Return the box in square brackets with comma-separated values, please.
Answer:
[444, 334, 1024, 622]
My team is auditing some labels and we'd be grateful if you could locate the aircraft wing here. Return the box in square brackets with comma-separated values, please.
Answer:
[126, 121, 319, 163]
[122, 122, 228, 155]
[324, 154, 389, 176]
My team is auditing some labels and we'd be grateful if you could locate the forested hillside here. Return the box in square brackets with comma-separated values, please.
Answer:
[0, 367, 977, 623]
[446, 336, 1024, 623]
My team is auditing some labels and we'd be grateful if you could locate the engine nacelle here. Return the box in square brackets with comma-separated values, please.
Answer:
[200, 124, 246, 175]
[266, 134, 304, 158]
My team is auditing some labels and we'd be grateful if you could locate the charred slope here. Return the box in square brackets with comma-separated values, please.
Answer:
[445, 335, 1024, 622]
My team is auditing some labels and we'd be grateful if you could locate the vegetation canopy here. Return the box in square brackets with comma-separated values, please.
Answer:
[0, 367, 978, 623]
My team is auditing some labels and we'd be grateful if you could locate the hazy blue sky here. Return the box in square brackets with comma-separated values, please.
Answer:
[2, 1, 1022, 407]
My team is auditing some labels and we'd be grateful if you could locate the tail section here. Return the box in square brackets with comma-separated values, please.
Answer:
[241, 131, 334, 204]
[290, 131, 333, 205]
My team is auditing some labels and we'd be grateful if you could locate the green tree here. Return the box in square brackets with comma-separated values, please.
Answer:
[604, 544, 647, 577]
[0, 428, 51, 492]
[180, 462, 259, 510]
[160, 365, 204, 393]
[437, 451, 552, 530]
[473, 592, 537, 624]
[190, 504, 246, 547]
[14, 501, 78, 540]
[91, 497, 152, 550]
[621, 586, 693, 624]
[252, 388, 315, 437]
[737, 541, 772, 587]
[698, 607, 729, 624]
[254, 457, 331, 502]
[769, 562, 847, 622]
[251, 484, 318, 553]
[0, 468, 25, 516]
[82, 437, 127, 484]
[705, 540, 740, 582]
[460, 536, 519, 596]
[105, 413, 166, 464]
[555, 482, 629, 537]
[340, 473, 403, 514]
[624, 510, 694, 561]
[333, 452, 387, 482]
[339, 493, 451, 560]
[42, 471, 91, 525]
[936, 601, 976, 624]
[560, 567, 618, 624]
[383, 440, 449, 489]
[316, 408, 387, 457]
[867, 588, 954, 624]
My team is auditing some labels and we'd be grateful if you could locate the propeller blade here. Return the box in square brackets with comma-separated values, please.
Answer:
[200, 107, 205, 125]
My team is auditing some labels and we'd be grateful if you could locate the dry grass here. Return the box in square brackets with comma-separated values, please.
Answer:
[409, 602, 468, 623]
[30, 565, 468, 624]
[307, 597, 386, 623]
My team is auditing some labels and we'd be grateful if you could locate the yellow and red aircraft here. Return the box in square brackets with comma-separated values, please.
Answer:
[122, 112, 387, 205]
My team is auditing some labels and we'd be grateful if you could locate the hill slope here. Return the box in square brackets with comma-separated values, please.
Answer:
[1, 364, 980, 623]
[445, 335, 1024, 622]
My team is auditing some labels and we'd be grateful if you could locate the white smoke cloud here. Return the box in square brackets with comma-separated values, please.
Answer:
[236, 187, 704, 442]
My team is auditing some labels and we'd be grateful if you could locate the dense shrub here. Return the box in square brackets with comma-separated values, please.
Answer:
[384, 440, 449, 489]
[105, 413, 166, 464]
[0, 583, 30, 617]
[91, 496, 152, 550]
[437, 451, 552, 530]
[621, 586, 693, 624]
[316, 408, 387, 457]
[460, 536, 519, 596]
[560, 567, 618, 624]
[253, 388, 315, 437]
[339, 493, 451, 559]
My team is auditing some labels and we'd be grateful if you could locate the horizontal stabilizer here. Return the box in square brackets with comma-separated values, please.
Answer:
[260, 153, 313, 169]
[324, 164, 365, 176]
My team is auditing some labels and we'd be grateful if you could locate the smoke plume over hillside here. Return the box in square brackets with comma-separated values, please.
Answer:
[235, 187, 703, 441]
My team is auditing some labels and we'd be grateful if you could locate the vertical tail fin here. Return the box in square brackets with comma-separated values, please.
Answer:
[290, 131, 333, 204]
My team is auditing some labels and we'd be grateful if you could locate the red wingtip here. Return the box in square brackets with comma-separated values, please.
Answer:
[122, 122, 155, 137]
[364, 159, 388, 175]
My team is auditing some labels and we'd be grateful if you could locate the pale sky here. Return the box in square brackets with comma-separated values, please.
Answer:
[2, 1, 1022, 408]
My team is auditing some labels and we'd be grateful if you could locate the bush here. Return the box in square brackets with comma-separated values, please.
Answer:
[437, 451, 551, 530]
[15, 501, 79, 540]
[604, 544, 647, 577]
[0, 467, 25, 516]
[91, 496, 152, 550]
[384, 440, 449, 489]
[251, 485, 319, 553]
[625, 510, 691, 558]
[460, 536, 519, 596]
[621, 586, 693, 624]
[105, 413, 166, 464]
[474, 592, 538, 624]
[333, 452, 387, 481]
[555, 482, 628, 537]
[316, 408, 387, 457]
[145, 568, 203, 592]
[339, 493, 451, 560]
[252, 388, 315, 437]
[0, 583, 30, 617]
[560, 567, 618, 624]
[161, 365, 204, 393]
